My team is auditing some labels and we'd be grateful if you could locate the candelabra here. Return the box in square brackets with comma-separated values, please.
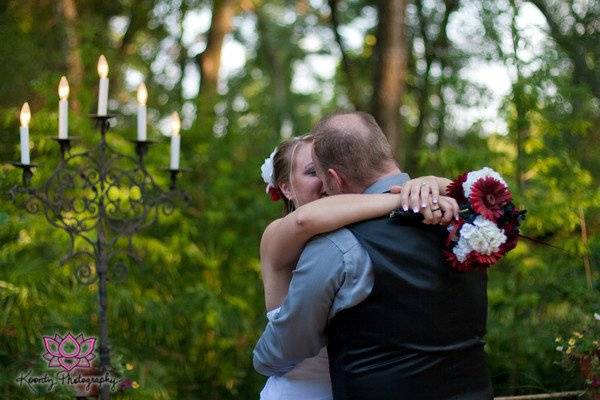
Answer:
[8, 114, 188, 399]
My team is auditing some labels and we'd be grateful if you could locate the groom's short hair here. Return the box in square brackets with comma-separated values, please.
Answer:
[312, 111, 395, 188]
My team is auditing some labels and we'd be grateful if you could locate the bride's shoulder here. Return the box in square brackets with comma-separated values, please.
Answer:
[260, 217, 287, 257]
[261, 218, 284, 241]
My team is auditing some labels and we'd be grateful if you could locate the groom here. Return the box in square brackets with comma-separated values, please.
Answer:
[253, 111, 492, 399]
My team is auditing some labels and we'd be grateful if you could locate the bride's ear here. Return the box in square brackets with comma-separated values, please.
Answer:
[279, 182, 294, 202]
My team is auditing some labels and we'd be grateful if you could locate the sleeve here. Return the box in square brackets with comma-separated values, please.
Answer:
[253, 236, 346, 376]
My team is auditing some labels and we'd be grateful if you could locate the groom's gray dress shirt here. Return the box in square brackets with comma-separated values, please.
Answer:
[253, 172, 410, 376]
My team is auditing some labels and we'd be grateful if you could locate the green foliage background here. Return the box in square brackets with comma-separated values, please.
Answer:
[0, 0, 598, 398]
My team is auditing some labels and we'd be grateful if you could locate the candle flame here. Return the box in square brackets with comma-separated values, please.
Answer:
[20, 102, 31, 128]
[97, 55, 109, 78]
[171, 112, 181, 136]
[137, 82, 148, 105]
[58, 76, 70, 100]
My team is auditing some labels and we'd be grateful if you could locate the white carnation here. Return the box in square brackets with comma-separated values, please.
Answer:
[260, 149, 277, 193]
[453, 236, 473, 262]
[463, 167, 508, 198]
[595, 312, 600, 321]
[452, 216, 507, 262]
[462, 216, 507, 254]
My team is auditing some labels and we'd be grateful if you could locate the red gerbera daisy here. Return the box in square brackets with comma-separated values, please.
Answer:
[469, 177, 512, 221]
[444, 250, 470, 272]
[499, 232, 519, 253]
[447, 172, 468, 204]
[445, 218, 465, 246]
[470, 250, 504, 266]
[444, 249, 481, 272]
[268, 186, 283, 202]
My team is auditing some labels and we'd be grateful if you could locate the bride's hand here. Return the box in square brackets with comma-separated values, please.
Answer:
[421, 196, 459, 225]
[390, 176, 443, 212]
[390, 176, 458, 224]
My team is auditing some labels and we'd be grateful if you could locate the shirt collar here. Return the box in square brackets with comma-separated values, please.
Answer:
[363, 172, 411, 194]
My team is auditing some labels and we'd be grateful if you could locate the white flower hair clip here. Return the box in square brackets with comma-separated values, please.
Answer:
[260, 148, 283, 201]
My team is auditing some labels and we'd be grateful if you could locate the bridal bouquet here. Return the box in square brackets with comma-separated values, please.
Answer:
[444, 167, 526, 272]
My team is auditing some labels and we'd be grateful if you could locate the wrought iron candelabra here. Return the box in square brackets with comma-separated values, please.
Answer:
[8, 114, 188, 399]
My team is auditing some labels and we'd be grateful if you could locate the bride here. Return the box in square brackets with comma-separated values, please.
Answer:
[258, 134, 456, 399]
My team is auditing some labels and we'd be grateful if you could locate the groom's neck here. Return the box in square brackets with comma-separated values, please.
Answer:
[351, 163, 402, 194]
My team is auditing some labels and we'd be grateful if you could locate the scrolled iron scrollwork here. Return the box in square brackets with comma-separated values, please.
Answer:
[75, 262, 99, 285]
[24, 195, 43, 214]
[109, 260, 129, 284]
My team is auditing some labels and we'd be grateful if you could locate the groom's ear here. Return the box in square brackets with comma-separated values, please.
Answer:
[327, 168, 344, 193]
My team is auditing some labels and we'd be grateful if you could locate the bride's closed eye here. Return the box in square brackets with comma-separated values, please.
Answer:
[304, 165, 317, 176]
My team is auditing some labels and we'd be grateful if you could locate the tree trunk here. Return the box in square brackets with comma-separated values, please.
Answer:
[328, 0, 364, 111]
[187, 0, 236, 218]
[405, 0, 431, 174]
[119, 0, 153, 56]
[256, 7, 290, 139]
[436, 62, 447, 151]
[174, 2, 189, 108]
[578, 207, 593, 290]
[372, 0, 408, 168]
[435, 1, 458, 154]
[509, 1, 528, 195]
[406, 61, 431, 175]
[406, 0, 458, 174]
[512, 81, 528, 195]
[195, 0, 236, 130]
[58, 0, 84, 112]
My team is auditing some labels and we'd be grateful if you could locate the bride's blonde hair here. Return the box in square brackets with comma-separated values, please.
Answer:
[272, 134, 314, 215]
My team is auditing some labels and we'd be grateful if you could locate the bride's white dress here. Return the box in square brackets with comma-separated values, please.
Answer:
[259, 307, 332, 400]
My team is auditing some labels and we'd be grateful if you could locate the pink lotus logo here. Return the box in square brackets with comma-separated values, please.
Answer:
[42, 332, 96, 372]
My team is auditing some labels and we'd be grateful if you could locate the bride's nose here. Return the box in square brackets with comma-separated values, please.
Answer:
[319, 183, 327, 197]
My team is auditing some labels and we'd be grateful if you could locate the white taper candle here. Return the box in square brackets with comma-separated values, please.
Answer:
[58, 76, 69, 139]
[137, 83, 148, 141]
[170, 111, 181, 170]
[170, 134, 180, 170]
[137, 106, 147, 141]
[20, 127, 30, 165]
[97, 55, 109, 116]
[19, 102, 31, 165]
[59, 100, 68, 139]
